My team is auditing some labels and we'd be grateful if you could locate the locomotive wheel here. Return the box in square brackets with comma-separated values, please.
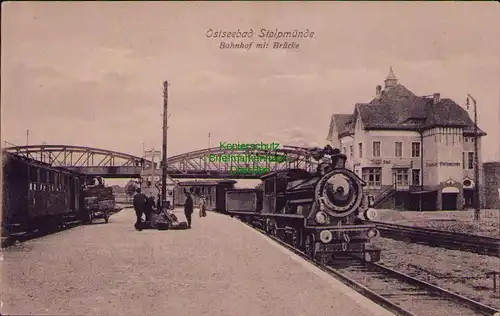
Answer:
[305, 233, 316, 259]
[265, 219, 277, 236]
[292, 228, 304, 250]
[275, 221, 286, 240]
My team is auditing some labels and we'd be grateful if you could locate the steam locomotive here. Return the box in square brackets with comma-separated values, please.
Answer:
[225, 145, 381, 263]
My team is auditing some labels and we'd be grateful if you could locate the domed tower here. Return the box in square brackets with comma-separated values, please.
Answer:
[384, 66, 398, 88]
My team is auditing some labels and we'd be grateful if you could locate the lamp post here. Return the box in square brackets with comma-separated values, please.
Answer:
[466, 94, 480, 221]
[161, 81, 169, 210]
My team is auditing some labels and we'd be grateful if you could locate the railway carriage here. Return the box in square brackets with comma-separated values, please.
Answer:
[174, 180, 236, 212]
[2, 151, 86, 236]
[225, 145, 381, 263]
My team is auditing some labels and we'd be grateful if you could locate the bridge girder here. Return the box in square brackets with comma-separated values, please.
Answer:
[166, 146, 319, 177]
[3, 145, 320, 178]
[3, 145, 153, 169]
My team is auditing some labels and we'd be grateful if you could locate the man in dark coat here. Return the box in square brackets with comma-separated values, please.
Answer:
[133, 188, 147, 231]
[156, 193, 162, 212]
[184, 191, 194, 228]
[144, 194, 156, 222]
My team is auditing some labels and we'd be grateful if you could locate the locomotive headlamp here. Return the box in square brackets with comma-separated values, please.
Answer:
[367, 228, 379, 238]
[363, 208, 378, 220]
[319, 230, 333, 243]
[315, 211, 328, 224]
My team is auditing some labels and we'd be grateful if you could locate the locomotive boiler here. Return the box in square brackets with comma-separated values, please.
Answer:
[225, 145, 381, 263]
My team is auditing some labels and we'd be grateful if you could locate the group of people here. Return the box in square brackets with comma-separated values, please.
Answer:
[132, 188, 207, 231]
[132, 188, 159, 231]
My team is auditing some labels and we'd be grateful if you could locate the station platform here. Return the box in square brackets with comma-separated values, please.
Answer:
[0, 208, 395, 316]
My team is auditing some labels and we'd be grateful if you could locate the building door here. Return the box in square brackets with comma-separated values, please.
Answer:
[463, 189, 474, 207]
[442, 193, 458, 210]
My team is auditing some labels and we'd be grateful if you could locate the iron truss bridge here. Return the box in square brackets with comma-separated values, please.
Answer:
[3, 145, 320, 179]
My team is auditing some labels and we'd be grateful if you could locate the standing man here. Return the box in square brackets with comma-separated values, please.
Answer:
[199, 195, 207, 217]
[184, 190, 194, 228]
[144, 193, 156, 223]
[133, 188, 147, 231]
[157, 193, 162, 212]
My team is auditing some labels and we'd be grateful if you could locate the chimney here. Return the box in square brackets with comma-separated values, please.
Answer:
[433, 93, 440, 104]
[376, 85, 382, 99]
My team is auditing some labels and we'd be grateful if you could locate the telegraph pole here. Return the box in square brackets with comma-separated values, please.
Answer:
[161, 81, 169, 209]
[26, 129, 29, 146]
[467, 94, 480, 221]
[208, 132, 211, 149]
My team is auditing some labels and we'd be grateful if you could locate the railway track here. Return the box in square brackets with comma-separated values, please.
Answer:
[237, 218, 499, 316]
[365, 220, 500, 257]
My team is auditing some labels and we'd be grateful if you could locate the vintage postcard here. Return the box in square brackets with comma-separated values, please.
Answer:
[1, 2, 499, 316]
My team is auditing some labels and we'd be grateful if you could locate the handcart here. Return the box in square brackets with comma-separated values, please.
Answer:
[84, 197, 112, 224]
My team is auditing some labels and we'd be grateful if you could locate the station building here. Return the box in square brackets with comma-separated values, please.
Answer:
[483, 162, 500, 209]
[326, 68, 486, 211]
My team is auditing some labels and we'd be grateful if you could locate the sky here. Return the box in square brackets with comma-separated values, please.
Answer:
[1, 2, 499, 187]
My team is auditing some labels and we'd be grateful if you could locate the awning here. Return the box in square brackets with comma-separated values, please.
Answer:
[410, 190, 437, 195]
[442, 187, 460, 194]
[392, 163, 412, 169]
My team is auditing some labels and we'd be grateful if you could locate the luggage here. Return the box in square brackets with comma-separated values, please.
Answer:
[156, 222, 169, 230]
[170, 221, 189, 230]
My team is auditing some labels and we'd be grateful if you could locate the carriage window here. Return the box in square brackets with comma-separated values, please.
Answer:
[264, 178, 275, 195]
[41, 169, 48, 183]
[29, 167, 38, 182]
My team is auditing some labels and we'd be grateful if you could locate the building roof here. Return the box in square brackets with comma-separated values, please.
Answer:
[329, 69, 486, 138]
[260, 168, 313, 180]
[177, 180, 237, 186]
[326, 114, 353, 140]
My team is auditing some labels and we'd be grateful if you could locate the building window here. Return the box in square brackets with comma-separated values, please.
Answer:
[349, 145, 353, 159]
[411, 142, 421, 158]
[462, 152, 465, 169]
[467, 152, 474, 170]
[362, 168, 382, 188]
[393, 169, 409, 186]
[412, 169, 420, 186]
[395, 142, 403, 157]
[358, 143, 363, 158]
[372, 142, 381, 157]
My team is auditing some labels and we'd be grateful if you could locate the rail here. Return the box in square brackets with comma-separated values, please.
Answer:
[236, 218, 499, 316]
[366, 220, 500, 257]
